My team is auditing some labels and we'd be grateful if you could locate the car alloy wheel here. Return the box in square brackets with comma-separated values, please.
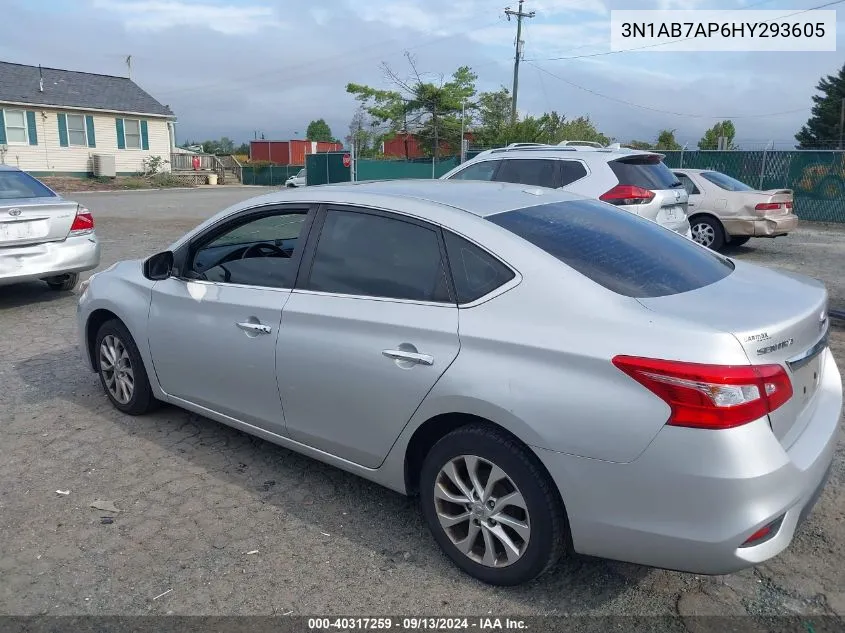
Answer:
[99, 334, 135, 405]
[691, 221, 716, 248]
[434, 454, 531, 568]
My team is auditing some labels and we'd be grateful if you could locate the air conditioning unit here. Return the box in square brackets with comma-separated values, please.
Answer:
[92, 154, 116, 177]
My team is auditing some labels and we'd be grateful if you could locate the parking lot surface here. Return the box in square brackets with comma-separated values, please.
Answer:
[1, 188, 843, 621]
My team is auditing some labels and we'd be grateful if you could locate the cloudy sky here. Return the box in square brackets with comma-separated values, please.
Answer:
[3, 0, 843, 148]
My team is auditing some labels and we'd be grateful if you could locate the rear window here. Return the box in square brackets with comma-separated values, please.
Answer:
[700, 171, 754, 192]
[0, 171, 56, 200]
[608, 156, 681, 190]
[488, 200, 734, 298]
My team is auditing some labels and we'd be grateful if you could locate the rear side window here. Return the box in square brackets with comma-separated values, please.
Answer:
[559, 161, 588, 186]
[495, 159, 558, 188]
[609, 156, 681, 190]
[444, 231, 515, 303]
[0, 171, 56, 199]
[307, 209, 452, 302]
[488, 200, 733, 298]
[450, 161, 499, 181]
[700, 171, 754, 192]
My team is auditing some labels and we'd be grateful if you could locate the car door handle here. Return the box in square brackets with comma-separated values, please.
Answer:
[382, 349, 434, 366]
[236, 321, 272, 335]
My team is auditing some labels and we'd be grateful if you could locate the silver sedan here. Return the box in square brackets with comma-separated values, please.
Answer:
[77, 180, 841, 586]
[0, 166, 100, 290]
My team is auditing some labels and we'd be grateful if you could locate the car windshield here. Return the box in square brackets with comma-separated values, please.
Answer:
[298, 169, 305, 177]
[0, 171, 57, 200]
[700, 171, 755, 192]
[488, 199, 734, 298]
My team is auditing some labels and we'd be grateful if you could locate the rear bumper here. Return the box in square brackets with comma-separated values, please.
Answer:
[0, 233, 101, 286]
[723, 214, 799, 237]
[536, 348, 841, 574]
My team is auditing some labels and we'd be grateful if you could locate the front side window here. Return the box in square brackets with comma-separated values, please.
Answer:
[700, 171, 754, 192]
[124, 119, 142, 149]
[307, 209, 451, 303]
[495, 159, 558, 188]
[488, 200, 734, 298]
[67, 114, 87, 146]
[444, 231, 515, 304]
[0, 170, 56, 199]
[449, 160, 499, 181]
[188, 209, 308, 288]
[3, 109, 27, 144]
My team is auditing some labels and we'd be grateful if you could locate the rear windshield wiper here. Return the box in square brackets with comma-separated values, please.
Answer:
[670, 181, 685, 188]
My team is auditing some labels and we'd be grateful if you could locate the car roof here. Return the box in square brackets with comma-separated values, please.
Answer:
[673, 168, 711, 174]
[251, 179, 585, 218]
[467, 145, 661, 163]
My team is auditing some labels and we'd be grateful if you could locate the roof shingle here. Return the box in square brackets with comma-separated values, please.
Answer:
[0, 61, 174, 117]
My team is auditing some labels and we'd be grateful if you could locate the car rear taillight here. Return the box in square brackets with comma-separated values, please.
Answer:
[599, 184, 655, 206]
[612, 356, 793, 429]
[754, 202, 781, 212]
[784, 201, 793, 210]
[69, 206, 95, 236]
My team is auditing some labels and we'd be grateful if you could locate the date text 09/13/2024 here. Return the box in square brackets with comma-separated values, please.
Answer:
[307, 618, 527, 630]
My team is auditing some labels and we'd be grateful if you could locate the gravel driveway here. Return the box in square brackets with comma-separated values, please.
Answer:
[1, 188, 843, 622]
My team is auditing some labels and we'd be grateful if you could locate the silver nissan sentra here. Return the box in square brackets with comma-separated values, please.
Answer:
[76, 180, 841, 586]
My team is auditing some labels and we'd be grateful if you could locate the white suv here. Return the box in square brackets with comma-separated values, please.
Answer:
[440, 144, 691, 236]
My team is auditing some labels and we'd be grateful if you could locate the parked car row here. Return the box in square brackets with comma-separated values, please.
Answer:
[440, 143, 799, 251]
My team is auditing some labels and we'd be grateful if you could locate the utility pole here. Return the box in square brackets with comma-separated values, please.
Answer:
[839, 96, 844, 150]
[505, 0, 535, 123]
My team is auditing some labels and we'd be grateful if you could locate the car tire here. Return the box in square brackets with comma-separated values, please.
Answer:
[95, 319, 159, 416]
[728, 236, 751, 247]
[419, 424, 567, 586]
[44, 273, 79, 291]
[690, 215, 725, 251]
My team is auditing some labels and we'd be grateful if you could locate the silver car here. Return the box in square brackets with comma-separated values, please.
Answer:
[0, 166, 100, 290]
[440, 144, 692, 237]
[285, 168, 306, 188]
[77, 180, 840, 586]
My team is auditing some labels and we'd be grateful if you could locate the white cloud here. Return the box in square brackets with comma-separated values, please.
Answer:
[90, 0, 283, 35]
[529, 0, 606, 15]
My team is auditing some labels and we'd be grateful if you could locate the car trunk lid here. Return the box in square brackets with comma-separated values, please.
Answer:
[637, 261, 829, 445]
[0, 198, 79, 248]
[605, 154, 688, 223]
[742, 188, 794, 216]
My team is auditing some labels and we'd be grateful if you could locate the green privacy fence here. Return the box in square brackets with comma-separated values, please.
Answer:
[240, 164, 302, 186]
[662, 150, 845, 223]
[356, 157, 460, 181]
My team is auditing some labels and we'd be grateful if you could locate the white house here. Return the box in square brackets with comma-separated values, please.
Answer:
[0, 61, 176, 176]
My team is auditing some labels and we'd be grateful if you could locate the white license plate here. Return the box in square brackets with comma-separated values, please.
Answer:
[0, 220, 47, 243]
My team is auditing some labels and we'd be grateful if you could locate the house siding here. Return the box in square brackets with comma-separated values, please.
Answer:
[0, 105, 172, 175]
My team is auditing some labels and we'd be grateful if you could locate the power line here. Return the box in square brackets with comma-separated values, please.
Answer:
[526, 0, 844, 62]
[528, 62, 809, 119]
[157, 16, 508, 98]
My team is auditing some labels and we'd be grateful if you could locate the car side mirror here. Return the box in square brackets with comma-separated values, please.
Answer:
[143, 251, 174, 281]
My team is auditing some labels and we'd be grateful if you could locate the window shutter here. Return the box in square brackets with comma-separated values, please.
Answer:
[85, 115, 96, 147]
[140, 120, 149, 150]
[57, 113, 69, 147]
[116, 118, 125, 149]
[0, 111, 6, 145]
[26, 111, 38, 145]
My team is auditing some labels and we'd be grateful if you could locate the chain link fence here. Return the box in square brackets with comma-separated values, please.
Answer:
[239, 164, 302, 186]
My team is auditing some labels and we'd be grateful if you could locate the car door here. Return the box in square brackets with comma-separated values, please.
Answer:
[276, 206, 461, 468]
[675, 172, 703, 212]
[494, 158, 561, 188]
[147, 204, 315, 434]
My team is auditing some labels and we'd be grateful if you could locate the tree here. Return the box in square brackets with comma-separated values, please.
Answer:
[346, 106, 378, 158]
[655, 129, 682, 151]
[234, 142, 250, 155]
[347, 52, 477, 158]
[558, 116, 610, 145]
[306, 118, 335, 142]
[698, 120, 737, 150]
[472, 87, 512, 146]
[796, 63, 845, 149]
[627, 140, 654, 150]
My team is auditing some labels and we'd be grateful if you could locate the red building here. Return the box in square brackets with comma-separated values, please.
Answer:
[250, 139, 343, 165]
[382, 132, 474, 159]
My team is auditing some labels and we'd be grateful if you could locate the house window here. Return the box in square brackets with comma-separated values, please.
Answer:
[3, 109, 28, 144]
[124, 119, 142, 149]
[67, 114, 88, 146]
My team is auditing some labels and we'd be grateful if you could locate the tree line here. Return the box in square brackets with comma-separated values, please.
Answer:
[186, 59, 845, 157]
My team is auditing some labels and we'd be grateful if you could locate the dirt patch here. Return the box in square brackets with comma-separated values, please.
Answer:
[41, 175, 193, 194]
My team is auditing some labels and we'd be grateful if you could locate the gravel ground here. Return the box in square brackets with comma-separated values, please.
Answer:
[0, 189, 843, 622]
